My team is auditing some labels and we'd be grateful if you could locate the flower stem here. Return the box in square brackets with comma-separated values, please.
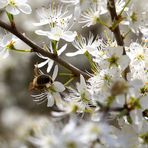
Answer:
[97, 18, 110, 29]
[118, 0, 132, 16]
[9, 48, 31, 52]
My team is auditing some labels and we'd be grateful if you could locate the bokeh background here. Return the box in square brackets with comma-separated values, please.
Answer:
[0, 0, 148, 147]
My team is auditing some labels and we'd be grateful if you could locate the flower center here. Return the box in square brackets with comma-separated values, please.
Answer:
[107, 55, 119, 67]
[136, 54, 144, 61]
[66, 141, 77, 148]
[130, 12, 137, 23]
[9, 0, 16, 6]
[103, 74, 112, 84]
[140, 84, 148, 95]
[6, 40, 15, 49]
[81, 92, 89, 103]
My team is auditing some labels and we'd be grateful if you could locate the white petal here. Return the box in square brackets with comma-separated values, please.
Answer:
[35, 30, 49, 36]
[3, 51, 9, 58]
[0, 0, 8, 8]
[18, 3, 32, 14]
[58, 44, 67, 56]
[66, 50, 83, 57]
[140, 96, 148, 109]
[121, 20, 130, 25]
[51, 111, 67, 117]
[108, 46, 123, 57]
[119, 55, 130, 70]
[47, 94, 54, 107]
[130, 42, 143, 52]
[47, 60, 54, 73]
[6, 6, 20, 15]
[87, 46, 98, 56]
[62, 31, 77, 42]
[73, 5, 81, 20]
[48, 33, 61, 41]
[33, 21, 48, 26]
[2, 34, 13, 46]
[36, 53, 48, 59]
[52, 65, 58, 81]
[37, 60, 48, 68]
[53, 93, 63, 108]
[80, 74, 86, 88]
[53, 81, 65, 92]
[0, 48, 9, 58]
[130, 79, 143, 89]
[15, 0, 28, 3]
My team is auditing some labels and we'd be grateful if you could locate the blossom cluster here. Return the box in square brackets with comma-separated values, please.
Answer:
[0, 0, 148, 148]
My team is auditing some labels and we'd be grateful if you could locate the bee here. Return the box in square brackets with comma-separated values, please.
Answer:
[29, 66, 53, 91]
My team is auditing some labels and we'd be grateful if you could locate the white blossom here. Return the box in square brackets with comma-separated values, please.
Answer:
[0, 33, 18, 58]
[0, 0, 32, 15]
[94, 45, 130, 71]
[88, 68, 121, 104]
[66, 33, 101, 57]
[35, 4, 77, 42]
[79, 0, 126, 27]
[34, 5, 72, 28]
[121, 4, 148, 34]
[36, 26, 77, 42]
[127, 42, 148, 67]
[79, 2, 107, 28]
[64, 75, 92, 113]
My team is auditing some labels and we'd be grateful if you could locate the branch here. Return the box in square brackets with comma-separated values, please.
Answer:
[107, 0, 124, 48]
[107, 0, 130, 79]
[0, 20, 90, 79]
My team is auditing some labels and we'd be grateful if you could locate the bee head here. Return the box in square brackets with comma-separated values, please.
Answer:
[36, 74, 53, 85]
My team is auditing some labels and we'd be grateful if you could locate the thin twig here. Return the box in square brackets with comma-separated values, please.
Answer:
[0, 20, 90, 79]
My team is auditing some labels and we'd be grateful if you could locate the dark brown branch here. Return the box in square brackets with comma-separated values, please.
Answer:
[107, 0, 125, 54]
[0, 20, 90, 79]
[107, 0, 130, 79]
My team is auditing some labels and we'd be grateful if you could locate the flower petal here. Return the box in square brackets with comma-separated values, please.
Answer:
[47, 93, 54, 107]
[2, 34, 13, 46]
[33, 21, 49, 26]
[58, 44, 67, 56]
[18, 3, 32, 14]
[6, 6, 20, 15]
[0, 0, 8, 8]
[80, 74, 86, 88]
[52, 65, 58, 81]
[0, 48, 9, 58]
[66, 50, 83, 57]
[15, 0, 28, 3]
[37, 60, 48, 68]
[62, 31, 77, 42]
[35, 30, 49, 36]
[119, 55, 130, 70]
[53, 81, 65, 92]
[47, 60, 54, 73]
